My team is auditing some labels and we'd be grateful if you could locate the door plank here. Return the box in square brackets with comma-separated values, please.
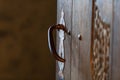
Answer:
[57, 0, 72, 80]
[71, 0, 92, 80]
[90, 0, 113, 80]
[112, 0, 120, 79]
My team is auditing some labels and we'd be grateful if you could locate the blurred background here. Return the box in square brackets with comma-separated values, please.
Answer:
[0, 0, 56, 80]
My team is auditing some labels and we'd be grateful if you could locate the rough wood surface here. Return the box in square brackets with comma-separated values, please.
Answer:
[71, 0, 92, 80]
[57, 0, 72, 80]
[57, 0, 120, 80]
[112, 0, 120, 80]
[90, 0, 113, 80]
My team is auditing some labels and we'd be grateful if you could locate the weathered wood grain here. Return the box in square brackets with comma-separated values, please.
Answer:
[57, 0, 72, 80]
[71, 0, 92, 80]
[112, 0, 120, 79]
[91, 0, 113, 80]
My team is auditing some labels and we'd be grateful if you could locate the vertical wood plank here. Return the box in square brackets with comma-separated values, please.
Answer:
[112, 0, 120, 79]
[91, 0, 113, 80]
[71, 0, 92, 80]
[57, 0, 72, 80]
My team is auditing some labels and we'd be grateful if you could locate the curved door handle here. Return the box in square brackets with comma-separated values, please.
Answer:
[48, 24, 70, 62]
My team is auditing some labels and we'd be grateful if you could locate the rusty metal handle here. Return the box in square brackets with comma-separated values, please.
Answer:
[48, 24, 70, 62]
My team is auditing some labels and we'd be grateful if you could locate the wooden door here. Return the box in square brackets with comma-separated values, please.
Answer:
[57, 0, 92, 80]
[56, 0, 120, 80]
